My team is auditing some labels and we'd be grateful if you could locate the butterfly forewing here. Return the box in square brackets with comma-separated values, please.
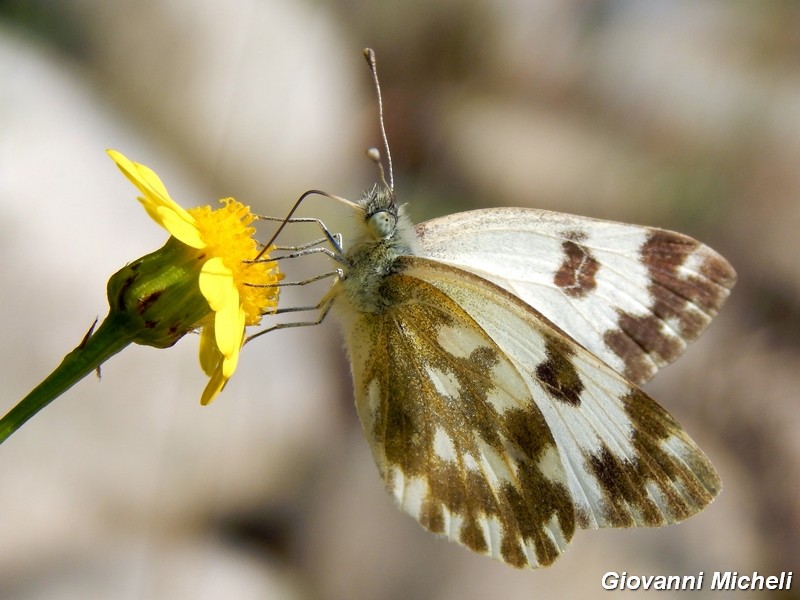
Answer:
[415, 208, 736, 385]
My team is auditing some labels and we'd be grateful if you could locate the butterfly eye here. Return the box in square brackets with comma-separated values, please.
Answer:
[367, 210, 396, 239]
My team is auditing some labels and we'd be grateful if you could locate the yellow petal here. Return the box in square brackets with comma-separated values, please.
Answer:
[199, 257, 237, 312]
[214, 299, 244, 360]
[199, 257, 244, 363]
[219, 307, 245, 378]
[199, 309, 244, 405]
[136, 196, 165, 225]
[221, 351, 239, 379]
[157, 205, 206, 248]
[108, 149, 167, 197]
[198, 323, 220, 376]
[108, 150, 202, 244]
[200, 366, 227, 406]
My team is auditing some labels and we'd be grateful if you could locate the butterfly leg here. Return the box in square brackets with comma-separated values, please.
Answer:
[265, 243, 343, 263]
[246, 294, 335, 342]
[273, 235, 336, 252]
[257, 268, 344, 290]
[255, 215, 345, 260]
[247, 209, 347, 341]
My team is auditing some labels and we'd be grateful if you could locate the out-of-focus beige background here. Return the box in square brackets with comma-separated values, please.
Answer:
[1, 1, 797, 598]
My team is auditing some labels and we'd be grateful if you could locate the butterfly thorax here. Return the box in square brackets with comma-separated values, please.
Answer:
[332, 185, 420, 314]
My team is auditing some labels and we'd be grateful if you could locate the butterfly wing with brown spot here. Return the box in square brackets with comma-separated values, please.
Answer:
[341, 255, 720, 569]
[416, 208, 736, 385]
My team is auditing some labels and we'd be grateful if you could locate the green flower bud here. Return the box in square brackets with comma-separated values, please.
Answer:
[106, 237, 211, 348]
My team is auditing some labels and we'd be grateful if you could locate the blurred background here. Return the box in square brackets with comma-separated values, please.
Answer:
[0, 1, 798, 598]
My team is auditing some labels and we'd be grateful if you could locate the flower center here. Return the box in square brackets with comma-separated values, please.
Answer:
[189, 199, 280, 324]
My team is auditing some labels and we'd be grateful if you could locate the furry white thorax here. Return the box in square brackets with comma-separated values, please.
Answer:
[332, 185, 419, 314]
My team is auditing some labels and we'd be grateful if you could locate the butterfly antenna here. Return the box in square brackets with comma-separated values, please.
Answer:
[363, 48, 394, 192]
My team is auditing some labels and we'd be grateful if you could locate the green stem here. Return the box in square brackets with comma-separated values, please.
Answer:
[0, 314, 134, 444]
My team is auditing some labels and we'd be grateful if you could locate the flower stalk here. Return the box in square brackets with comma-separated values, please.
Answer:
[0, 314, 133, 443]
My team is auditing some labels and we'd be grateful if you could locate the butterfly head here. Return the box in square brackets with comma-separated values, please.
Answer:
[362, 185, 399, 241]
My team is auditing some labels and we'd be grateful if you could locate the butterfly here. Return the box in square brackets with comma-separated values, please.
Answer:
[266, 49, 736, 569]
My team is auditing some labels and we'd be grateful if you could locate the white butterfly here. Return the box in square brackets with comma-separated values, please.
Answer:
[264, 50, 736, 569]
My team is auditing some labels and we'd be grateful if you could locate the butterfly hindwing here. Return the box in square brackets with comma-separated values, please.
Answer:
[344, 261, 576, 568]
[415, 208, 736, 385]
[342, 255, 720, 568]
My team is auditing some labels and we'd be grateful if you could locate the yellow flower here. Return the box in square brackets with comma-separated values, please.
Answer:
[107, 150, 281, 405]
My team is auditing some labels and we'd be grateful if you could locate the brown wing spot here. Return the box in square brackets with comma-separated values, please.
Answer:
[575, 507, 591, 528]
[554, 231, 600, 298]
[420, 500, 445, 534]
[586, 388, 720, 527]
[535, 335, 584, 406]
[497, 478, 570, 567]
[622, 390, 719, 520]
[605, 231, 736, 384]
[604, 313, 683, 384]
[502, 407, 554, 460]
[587, 446, 661, 527]
[460, 519, 489, 554]
[500, 408, 576, 566]
[500, 533, 528, 568]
